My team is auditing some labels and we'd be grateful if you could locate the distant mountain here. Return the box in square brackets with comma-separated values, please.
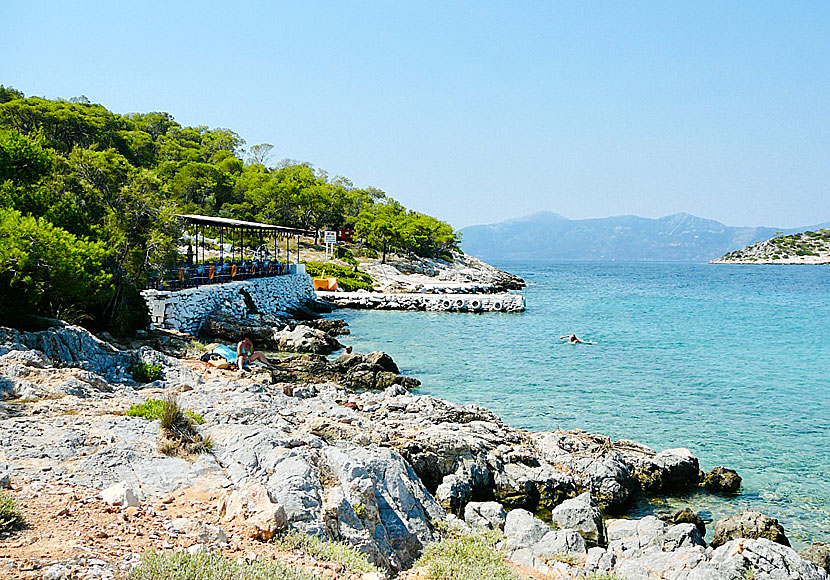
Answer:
[460, 212, 830, 262]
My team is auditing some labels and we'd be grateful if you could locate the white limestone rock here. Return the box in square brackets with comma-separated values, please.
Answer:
[0, 349, 51, 368]
[100, 481, 140, 508]
[711, 539, 829, 580]
[550, 492, 607, 547]
[508, 547, 550, 574]
[504, 508, 552, 548]
[272, 324, 342, 354]
[533, 529, 588, 561]
[245, 503, 287, 541]
[464, 501, 507, 531]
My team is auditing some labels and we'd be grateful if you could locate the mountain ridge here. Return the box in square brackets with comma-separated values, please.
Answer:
[460, 212, 830, 262]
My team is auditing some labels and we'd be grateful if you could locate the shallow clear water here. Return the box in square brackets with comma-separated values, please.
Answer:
[329, 262, 830, 546]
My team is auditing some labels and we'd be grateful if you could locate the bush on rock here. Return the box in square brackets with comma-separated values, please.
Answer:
[127, 397, 204, 424]
[303, 260, 374, 291]
[130, 361, 163, 383]
[153, 396, 212, 457]
[0, 493, 25, 533]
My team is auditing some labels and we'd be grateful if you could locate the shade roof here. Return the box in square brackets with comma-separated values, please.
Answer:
[176, 214, 310, 235]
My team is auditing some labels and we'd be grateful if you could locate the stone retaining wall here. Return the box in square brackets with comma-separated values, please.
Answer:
[316, 291, 525, 312]
[141, 265, 314, 333]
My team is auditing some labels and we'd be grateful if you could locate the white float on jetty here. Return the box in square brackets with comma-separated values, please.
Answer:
[316, 291, 525, 312]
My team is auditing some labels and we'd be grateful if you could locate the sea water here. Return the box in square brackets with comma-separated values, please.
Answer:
[330, 262, 830, 546]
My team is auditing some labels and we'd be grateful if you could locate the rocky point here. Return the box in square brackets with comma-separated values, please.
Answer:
[0, 321, 826, 580]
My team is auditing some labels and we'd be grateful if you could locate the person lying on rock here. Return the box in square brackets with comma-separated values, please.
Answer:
[560, 334, 584, 344]
[236, 337, 272, 373]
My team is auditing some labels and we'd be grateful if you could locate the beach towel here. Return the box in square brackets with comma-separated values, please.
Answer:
[212, 344, 239, 363]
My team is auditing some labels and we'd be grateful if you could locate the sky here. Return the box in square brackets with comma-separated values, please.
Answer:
[2, 1, 829, 229]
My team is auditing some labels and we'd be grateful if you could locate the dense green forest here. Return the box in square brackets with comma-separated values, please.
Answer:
[0, 86, 459, 332]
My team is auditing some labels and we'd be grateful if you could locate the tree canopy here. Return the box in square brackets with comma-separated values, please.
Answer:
[0, 86, 460, 330]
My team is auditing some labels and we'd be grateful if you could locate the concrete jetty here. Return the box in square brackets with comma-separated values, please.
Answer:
[316, 291, 525, 312]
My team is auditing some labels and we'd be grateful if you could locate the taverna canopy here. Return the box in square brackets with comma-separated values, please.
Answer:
[175, 214, 311, 236]
[145, 214, 310, 291]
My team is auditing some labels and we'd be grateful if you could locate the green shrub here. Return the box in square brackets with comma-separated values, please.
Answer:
[0, 493, 25, 533]
[128, 549, 317, 580]
[353, 503, 366, 519]
[130, 361, 163, 383]
[303, 260, 374, 292]
[127, 397, 205, 424]
[415, 527, 517, 580]
[333, 247, 361, 271]
[272, 529, 380, 574]
[356, 246, 378, 259]
[127, 398, 165, 419]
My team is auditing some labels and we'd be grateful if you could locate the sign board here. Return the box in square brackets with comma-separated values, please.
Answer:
[324, 230, 337, 244]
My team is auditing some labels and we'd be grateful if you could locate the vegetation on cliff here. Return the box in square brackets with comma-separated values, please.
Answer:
[0, 85, 459, 330]
[716, 229, 830, 263]
[302, 260, 374, 291]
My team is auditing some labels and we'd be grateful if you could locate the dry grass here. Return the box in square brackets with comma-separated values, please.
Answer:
[415, 524, 517, 580]
[271, 529, 380, 574]
[155, 396, 211, 457]
[128, 549, 317, 580]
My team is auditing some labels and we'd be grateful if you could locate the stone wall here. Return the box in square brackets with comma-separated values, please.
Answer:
[141, 265, 314, 334]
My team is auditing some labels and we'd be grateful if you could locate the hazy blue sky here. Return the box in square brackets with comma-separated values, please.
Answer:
[3, 1, 829, 229]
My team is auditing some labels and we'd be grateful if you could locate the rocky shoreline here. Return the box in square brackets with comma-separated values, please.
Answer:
[1, 319, 828, 579]
[355, 252, 526, 295]
[314, 251, 528, 314]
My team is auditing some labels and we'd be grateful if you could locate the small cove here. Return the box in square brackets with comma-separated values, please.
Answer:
[328, 262, 830, 547]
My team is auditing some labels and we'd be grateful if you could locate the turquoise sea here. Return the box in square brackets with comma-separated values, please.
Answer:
[330, 262, 830, 547]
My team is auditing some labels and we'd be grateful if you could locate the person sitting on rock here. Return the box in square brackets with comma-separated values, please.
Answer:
[236, 337, 271, 373]
[560, 334, 584, 344]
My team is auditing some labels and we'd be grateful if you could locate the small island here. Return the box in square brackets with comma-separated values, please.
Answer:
[712, 229, 830, 264]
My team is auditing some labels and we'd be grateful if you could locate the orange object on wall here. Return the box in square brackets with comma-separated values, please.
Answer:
[313, 278, 338, 291]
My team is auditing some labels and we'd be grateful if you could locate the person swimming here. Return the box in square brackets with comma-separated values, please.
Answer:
[560, 334, 584, 344]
